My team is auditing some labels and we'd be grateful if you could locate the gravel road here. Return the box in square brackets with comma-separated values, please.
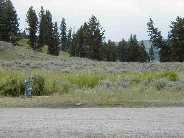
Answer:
[0, 108, 184, 138]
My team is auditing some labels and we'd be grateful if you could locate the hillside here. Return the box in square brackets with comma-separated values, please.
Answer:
[0, 40, 184, 73]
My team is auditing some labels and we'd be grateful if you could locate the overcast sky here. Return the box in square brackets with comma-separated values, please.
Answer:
[12, 0, 184, 41]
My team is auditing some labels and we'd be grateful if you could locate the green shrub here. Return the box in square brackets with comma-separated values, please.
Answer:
[32, 75, 48, 96]
[162, 71, 179, 81]
[0, 76, 24, 97]
[0, 73, 51, 97]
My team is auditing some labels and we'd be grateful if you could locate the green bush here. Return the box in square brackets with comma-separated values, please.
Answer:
[32, 75, 48, 96]
[162, 71, 179, 81]
[0, 74, 50, 97]
[0, 76, 24, 97]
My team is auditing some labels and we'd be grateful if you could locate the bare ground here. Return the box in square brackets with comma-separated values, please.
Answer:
[0, 108, 184, 138]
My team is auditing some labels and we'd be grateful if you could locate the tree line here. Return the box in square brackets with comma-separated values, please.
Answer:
[26, 6, 148, 61]
[147, 17, 184, 62]
[1, 0, 184, 62]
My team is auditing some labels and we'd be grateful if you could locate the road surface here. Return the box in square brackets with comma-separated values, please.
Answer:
[0, 108, 184, 138]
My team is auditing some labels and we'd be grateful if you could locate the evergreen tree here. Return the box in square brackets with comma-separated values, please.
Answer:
[147, 18, 166, 62]
[87, 15, 105, 60]
[69, 22, 89, 57]
[169, 16, 184, 41]
[77, 23, 89, 57]
[44, 11, 59, 56]
[160, 41, 171, 62]
[128, 34, 138, 46]
[45, 10, 53, 45]
[118, 39, 128, 62]
[169, 17, 184, 61]
[67, 28, 72, 51]
[0, 0, 19, 43]
[26, 6, 38, 49]
[52, 22, 60, 46]
[127, 35, 147, 62]
[49, 22, 59, 56]
[37, 7, 59, 56]
[69, 33, 77, 56]
[0, 0, 4, 40]
[60, 18, 67, 51]
[38, 6, 46, 47]
[147, 18, 164, 48]
[105, 40, 118, 61]
[69, 15, 104, 60]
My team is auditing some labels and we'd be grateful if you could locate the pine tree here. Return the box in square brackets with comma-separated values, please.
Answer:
[170, 17, 184, 41]
[60, 18, 67, 51]
[69, 23, 89, 57]
[70, 33, 78, 56]
[118, 39, 128, 62]
[50, 22, 60, 55]
[147, 18, 164, 49]
[87, 15, 105, 60]
[128, 34, 138, 46]
[0, 0, 4, 40]
[79, 23, 90, 57]
[52, 22, 60, 46]
[0, 0, 19, 43]
[168, 17, 184, 61]
[38, 6, 46, 47]
[44, 11, 59, 56]
[45, 10, 53, 45]
[67, 28, 72, 51]
[26, 6, 38, 49]
[147, 18, 166, 62]
[105, 40, 118, 61]
[127, 35, 147, 62]
[69, 15, 104, 60]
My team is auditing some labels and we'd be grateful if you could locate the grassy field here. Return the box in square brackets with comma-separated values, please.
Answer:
[0, 68, 184, 107]
[0, 40, 184, 107]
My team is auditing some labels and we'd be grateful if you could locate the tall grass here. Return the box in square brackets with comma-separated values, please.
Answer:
[64, 71, 106, 88]
[0, 69, 180, 97]
[110, 71, 179, 82]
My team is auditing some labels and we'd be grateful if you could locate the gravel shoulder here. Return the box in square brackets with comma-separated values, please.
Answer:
[0, 108, 184, 138]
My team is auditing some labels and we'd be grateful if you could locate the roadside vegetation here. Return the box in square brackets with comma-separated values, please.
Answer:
[0, 68, 184, 107]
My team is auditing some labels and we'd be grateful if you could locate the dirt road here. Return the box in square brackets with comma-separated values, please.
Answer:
[0, 108, 184, 138]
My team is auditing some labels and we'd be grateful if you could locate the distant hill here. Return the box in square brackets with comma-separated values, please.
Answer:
[0, 40, 183, 74]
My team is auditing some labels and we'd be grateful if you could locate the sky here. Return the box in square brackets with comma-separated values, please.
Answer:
[12, 0, 184, 41]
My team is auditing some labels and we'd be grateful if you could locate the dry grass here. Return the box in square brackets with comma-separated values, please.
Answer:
[1, 90, 184, 108]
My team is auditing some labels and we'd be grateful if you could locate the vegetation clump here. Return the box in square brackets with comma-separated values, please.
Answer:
[0, 74, 24, 97]
[64, 72, 106, 88]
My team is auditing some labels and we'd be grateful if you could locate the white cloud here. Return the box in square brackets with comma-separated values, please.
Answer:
[12, 0, 184, 41]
